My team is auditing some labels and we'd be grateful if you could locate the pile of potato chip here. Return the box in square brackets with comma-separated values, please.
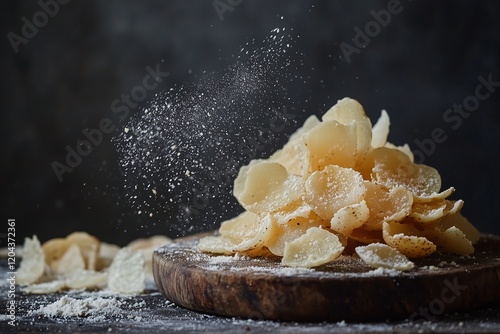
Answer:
[198, 98, 480, 269]
[16, 232, 170, 294]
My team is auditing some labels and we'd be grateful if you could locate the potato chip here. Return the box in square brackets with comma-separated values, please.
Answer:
[200, 215, 278, 256]
[53, 244, 85, 275]
[305, 165, 366, 220]
[234, 214, 278, 252]
[371, 110, 390, 148]
[384, 142, 414, 162]
[429, 226, 474, 255]
[238, 246, 274, 258]
[197, 235, 239, 255]
[23, 280, 66, 294]
[282, 227, 345, 268]
[219, 211, 260, 243]
[356, 147, 376, 180]
[65, 270, 108, 290]
[266, 216, 322, 256]
[302, 120, 358, 174]
[108, 248, 145, 294]
[413, 187, 455, 203]
[411, 199, 463, 223]
[355, 243, 414, 271]
[17, 236, 45, 285]
[234, 160, 304, 213]
[410, 200, 447, 223]
[330, 200, 370, 237]
[382, 222, 436, 258]
[127, 235, 171, 251]
[65, 232, 100, 271]
[440, 212, 480, 244]
[272, 199, 315, 225]
[370, 147, 442, 197]
[322, 98, 372, 166]
[128, 235, 171, 278]
[96, 242, 121, 271]
[42, 238, 71, 268]
[363, 182, 413, 231]
[290, 115, 322, 141]
[270, 115, 320, 175]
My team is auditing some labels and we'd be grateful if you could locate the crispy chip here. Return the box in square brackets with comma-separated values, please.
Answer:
[65, 270, 108, 290]
[127, 235, 171, 251]
[363, 182, 413, 230]
[238, 246, 274, 258]
[355, 243, 414, 271]
[270, 115, 320, 175]
[128, 235, 171, 278]
[96, 242, 121, 271]
[53, 244, 85, 275]
[384, 142, 414, 162]
[233, 214, 278, 252]
[440, 212, 480, 244]
[305, 165, 366, 220]
[282, 227, 345, 268]
[411, 199, 463, 223]
[219, 211, 260, 243]
[429, 226, 474, 255]
[272, 200, 315, 225]
[42, 238, 71, 268]
[65, 232, 100, 271]
[234, 160, 304, 213]
[23, 280, 66, 294]
[17, 236, 45, 285]
[371, 110, 390, 148]
[266, 216, 322, 256]
[197, 235, 238, 255]
[370, 147, 442, 197]
[410, 200, 447, 223]
[302, 120, 358, 174]
[322, 98, 372, 166]
[330, 200, 370, 237]
[382, 222, 436, 258]
[108, 248, 145, 294]
[413, 187, 455, 203]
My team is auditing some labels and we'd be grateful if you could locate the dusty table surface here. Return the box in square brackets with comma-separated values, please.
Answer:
[2, 260, 500, 333]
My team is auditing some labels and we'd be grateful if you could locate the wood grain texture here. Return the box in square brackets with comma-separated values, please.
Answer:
[153, 233, 500, 322]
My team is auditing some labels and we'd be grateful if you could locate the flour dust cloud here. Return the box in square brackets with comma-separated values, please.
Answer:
[114, 27, 308, 236]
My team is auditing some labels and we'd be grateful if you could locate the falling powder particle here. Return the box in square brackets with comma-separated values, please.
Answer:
[113, 27, 306, 236]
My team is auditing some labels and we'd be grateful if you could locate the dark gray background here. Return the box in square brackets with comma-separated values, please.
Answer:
[1, 0, 499, 246]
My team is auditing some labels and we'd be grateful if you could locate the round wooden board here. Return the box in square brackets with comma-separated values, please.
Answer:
[153, 233, 500, 322]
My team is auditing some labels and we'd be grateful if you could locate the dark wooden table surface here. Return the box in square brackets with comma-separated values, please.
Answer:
[1, 260, 500, 333]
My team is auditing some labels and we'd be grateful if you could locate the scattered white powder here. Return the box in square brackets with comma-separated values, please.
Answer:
[439, 260, 458, 266]
[337, 320, 347, 327]
[113, 27, 300, 234]
[30, 296, 123, 322]
[208, 253, 250, 264]
[420, 265, 439, 270]
[202, 264, 314, 276]
[358, 267, 401, 277]
[208, 255, 239, 264]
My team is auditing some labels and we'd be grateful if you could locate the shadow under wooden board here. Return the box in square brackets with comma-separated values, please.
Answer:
[153, 233, 500, 322]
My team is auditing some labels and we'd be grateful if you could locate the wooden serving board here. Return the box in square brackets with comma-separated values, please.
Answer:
[153, 233, 500, 322]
